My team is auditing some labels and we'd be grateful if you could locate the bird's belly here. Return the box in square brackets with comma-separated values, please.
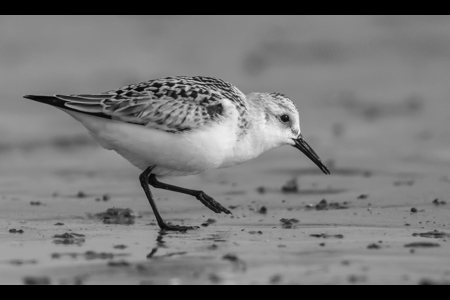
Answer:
[112, 127, 234, 176]
[113, 136, 225, 177]
[67, 112, 234, 176]
[64, 110, 239, 176]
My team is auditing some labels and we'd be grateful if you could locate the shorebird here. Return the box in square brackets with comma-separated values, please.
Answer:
[24, 76, 330, 231]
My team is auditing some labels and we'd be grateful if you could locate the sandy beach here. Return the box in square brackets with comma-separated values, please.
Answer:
[1, 137, 449, 285]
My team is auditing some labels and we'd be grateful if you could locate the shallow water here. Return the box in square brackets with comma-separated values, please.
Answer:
[1, 147, 449, 285]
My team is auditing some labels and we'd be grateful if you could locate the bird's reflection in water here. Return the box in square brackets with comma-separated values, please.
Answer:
[147, 230, 192, 259]
[146, 228, 229, 259]
[156, 231, 168, 248]
[146, 231, 168, 259]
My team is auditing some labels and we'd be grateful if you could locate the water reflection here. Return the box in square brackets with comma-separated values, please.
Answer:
[146, 230, 168, 259]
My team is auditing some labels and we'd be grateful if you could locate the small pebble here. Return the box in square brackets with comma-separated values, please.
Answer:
[258, 206, 267, 214]
[76, 191, 87, 198]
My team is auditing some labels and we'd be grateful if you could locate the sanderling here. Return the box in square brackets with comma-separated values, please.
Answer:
[24, 76, 330, 231]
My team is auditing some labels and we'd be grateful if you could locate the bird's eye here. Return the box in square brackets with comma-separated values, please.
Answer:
[280, 114, 290, 123]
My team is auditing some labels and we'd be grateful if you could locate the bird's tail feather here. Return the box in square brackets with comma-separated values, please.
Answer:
[23, 94, 110, 119]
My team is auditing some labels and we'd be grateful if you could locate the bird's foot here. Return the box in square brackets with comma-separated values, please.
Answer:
[196, 192, 232, 215]
[159, 222, 200, 232]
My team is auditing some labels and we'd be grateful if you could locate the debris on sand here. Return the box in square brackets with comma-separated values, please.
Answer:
[54, 223, 64, 226]
[23, 276, 51, 285]
[51, 251, 129, 260]
[404, 242, 440, 248]
[222, 254, 246, 271]
[280, 218, 299, 229]
[30, 201, 44, 206]
[310, 233, 344, 239]
[107, 260, 131, 267]
[281, 178, 298, 193]
[357, 194, 368, 200]
[412, 231, 450, 239]
[222, 254, 240, 263]
[306, 199, 349, 211]
[113, 245, 127, 250]
[54, 233, 85, 238]
[53, 233, 85, 246]
[9, 259, 37, 266]
[201, 218, 216, 227]
[410, 208, 418, 213]
[432, 199, 447, 206]
[95, 195, 111, 202]
[248, 231, 263, 235]
[76, 191, 87, 198]
[367, 243, 382, 250]
[9, 229, 24, 234]
[89, 208, 138, 225]
[258, 206, 267, 214]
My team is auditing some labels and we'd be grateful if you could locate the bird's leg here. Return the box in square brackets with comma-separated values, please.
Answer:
[139, 166, 198, 232]
[148, 174, 231, 215]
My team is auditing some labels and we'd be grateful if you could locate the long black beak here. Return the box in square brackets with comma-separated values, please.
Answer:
[293, 135, 330, 175]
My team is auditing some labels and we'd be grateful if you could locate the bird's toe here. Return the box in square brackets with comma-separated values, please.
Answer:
[197, 192, 231, 215]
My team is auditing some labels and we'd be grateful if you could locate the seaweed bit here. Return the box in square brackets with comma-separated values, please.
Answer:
[280, 218, 299, 229]
[281, 178, 298, 193]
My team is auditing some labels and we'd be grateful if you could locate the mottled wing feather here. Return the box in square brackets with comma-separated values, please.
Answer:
[53, 76, 247, 133]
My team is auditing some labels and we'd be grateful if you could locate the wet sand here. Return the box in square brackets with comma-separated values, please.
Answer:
[1, 141, 449, 285]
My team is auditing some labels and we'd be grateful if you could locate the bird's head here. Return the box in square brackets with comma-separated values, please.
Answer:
[247, 92, 330, 175]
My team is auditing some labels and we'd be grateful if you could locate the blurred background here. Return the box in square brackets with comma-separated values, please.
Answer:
[4, 16, 450, 285]
[1, 15, 450, 171]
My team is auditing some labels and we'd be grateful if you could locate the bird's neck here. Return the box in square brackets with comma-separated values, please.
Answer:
[228, 103, 278, 164]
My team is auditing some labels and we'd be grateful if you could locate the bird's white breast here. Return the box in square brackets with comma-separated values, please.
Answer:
[63, 109, 241, 176]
